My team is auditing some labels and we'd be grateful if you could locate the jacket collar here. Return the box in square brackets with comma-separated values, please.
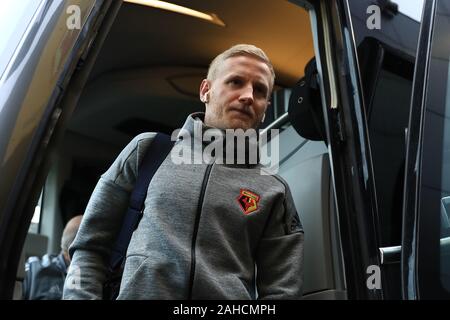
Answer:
[176, 112, 261, 167]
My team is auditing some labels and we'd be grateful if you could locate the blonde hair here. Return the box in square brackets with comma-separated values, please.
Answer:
[207, 44, 275, 93]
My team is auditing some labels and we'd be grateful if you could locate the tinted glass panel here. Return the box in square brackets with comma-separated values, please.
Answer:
[348, 0, 422, 247]
[417, 0, 450, 297]
[348, 0, 423, 299]
[0, 0, 43, 79]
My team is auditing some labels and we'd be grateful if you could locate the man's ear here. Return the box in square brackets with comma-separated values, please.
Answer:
[199, 79, 210, 103]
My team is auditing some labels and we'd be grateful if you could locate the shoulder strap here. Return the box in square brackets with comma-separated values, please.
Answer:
[108, 133, 175, 271]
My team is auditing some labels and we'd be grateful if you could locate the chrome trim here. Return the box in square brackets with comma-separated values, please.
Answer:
[320, 0, 338, 109]
[379, 245, 401, 265]
[259, 112, 289, 136]
[441, 237, 450, 257]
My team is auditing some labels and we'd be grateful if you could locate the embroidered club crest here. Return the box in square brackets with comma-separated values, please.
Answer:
[237, 189, 260, 215]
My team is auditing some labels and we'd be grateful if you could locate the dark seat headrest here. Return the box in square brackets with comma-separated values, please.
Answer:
[288, 57, 327, 143]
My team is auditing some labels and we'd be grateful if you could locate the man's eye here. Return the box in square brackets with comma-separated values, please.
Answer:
[229, 79, 242, 85]
[255, 86, 267, 95]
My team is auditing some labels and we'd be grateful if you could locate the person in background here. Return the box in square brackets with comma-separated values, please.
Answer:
[23, 215, 83, 300]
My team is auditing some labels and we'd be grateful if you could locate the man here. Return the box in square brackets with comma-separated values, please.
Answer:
[23, 215, 82, 300]
[63, 44, 304, 299]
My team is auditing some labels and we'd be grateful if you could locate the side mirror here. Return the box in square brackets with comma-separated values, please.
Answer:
[288, 58, 327, 143]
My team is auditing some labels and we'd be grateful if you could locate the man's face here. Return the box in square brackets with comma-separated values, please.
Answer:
[201, 55, 272, 130]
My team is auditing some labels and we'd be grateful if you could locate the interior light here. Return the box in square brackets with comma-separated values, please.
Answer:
[124, 0, 226, 27]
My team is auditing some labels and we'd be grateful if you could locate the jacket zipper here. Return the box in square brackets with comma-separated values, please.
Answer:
[188, 164, 213, 299]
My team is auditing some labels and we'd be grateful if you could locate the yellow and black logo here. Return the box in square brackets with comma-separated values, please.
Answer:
[237, 189, 260, 215]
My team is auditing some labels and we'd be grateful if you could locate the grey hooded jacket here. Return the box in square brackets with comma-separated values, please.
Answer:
[63, 113, 304, 300]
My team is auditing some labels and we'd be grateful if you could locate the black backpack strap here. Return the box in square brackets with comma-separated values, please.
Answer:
[108, 133, 175, 271]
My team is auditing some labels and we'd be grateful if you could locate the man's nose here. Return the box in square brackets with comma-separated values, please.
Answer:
[239, 86, 254, 105]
